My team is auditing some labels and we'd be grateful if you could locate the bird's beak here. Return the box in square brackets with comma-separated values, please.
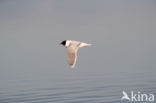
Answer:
[59, 42, 62, 45]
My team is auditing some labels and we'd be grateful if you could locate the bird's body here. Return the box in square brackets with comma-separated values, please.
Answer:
[60, 40, 91, 68]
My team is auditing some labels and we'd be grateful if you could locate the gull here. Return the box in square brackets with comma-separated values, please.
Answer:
[60, 40, 91, 68]
[121, 91, 130, 101]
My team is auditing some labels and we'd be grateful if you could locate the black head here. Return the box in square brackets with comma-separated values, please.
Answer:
[60, 40, 66, 46]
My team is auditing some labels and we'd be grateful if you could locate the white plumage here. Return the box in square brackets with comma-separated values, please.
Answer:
[60, 40, 91, 68]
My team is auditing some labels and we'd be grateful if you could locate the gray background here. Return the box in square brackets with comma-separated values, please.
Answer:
[0, 0, 156, 103]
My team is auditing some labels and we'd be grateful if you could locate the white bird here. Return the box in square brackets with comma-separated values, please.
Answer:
[121, 91, 130, 101]
[60, 40, 91, 68]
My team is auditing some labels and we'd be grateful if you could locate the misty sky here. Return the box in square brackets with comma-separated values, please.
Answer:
[0, 0, 156, 80]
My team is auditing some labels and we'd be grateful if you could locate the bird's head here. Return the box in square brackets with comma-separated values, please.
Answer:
[60, 40, 66, 46]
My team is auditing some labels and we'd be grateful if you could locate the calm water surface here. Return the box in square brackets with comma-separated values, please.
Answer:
[0, 69, 155, 103]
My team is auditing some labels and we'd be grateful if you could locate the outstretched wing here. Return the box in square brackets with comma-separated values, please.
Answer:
[66, 46, 77, 68]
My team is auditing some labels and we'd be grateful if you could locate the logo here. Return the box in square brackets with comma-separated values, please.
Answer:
[121, 91, 155, 102]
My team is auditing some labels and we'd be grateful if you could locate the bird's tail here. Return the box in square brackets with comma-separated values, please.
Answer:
[79, 43, 92, 48]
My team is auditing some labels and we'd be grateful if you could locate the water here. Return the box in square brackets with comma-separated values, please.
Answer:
[0, 0, 156, 102]
[0, 69, 155, 103]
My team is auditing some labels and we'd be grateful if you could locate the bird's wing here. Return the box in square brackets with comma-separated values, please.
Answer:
[66, 46, 77, 68]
